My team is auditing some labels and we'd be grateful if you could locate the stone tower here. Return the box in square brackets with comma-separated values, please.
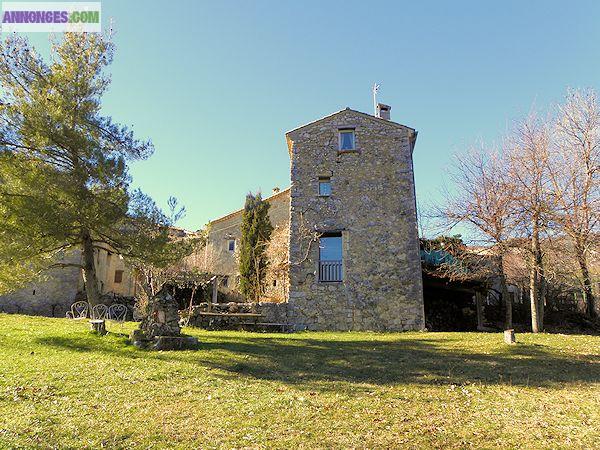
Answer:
[285, 107, 424, 331]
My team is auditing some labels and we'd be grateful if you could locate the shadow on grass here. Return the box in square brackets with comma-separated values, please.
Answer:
[34, 331, 600, 388]
[201, 335, 600, 387]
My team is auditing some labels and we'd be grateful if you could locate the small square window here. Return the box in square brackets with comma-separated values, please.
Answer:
[114, 270, 123, 284]
[319, 178, 332, 196]
[339, 129, 355, 150]
[228, 239, 236, 252]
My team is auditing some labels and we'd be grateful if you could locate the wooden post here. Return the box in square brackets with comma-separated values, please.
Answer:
[187, 286, 196, 313]
[210, 276, 218, 312]
[504, 329, 516, 344]
[475, 291, 485, 331]
[90, 319, 107, 335]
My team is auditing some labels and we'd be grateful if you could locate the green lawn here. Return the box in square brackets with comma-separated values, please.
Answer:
[0, 314, 598, 449]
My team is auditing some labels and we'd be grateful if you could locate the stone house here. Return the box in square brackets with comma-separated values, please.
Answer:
[203, 105, 425, 331]
[201, 187, 291, 302]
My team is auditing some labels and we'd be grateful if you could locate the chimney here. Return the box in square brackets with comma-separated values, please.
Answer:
[272, 187, 280, 195]
[376, 103, 391, 120]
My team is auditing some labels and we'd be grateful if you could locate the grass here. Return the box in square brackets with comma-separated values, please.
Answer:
[0, 314, 599, 449]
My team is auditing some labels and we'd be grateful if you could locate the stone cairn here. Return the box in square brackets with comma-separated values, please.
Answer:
[130, 288, 198, 350]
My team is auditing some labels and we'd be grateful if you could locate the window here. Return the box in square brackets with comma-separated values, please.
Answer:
[228, 239, 236, 252]
[273, 279, 277, 287]
[319, 177, 332, 196]
[319, 232, 343, 282]
[339, 129, 355, 150]
[222, 276, 229, 288]
[114, 270, 123, 284]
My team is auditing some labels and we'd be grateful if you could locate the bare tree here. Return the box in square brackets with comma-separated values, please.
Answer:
[264, 210, 322, 302]
[548, 89, 600, 318]
[443, 147, 517, 329]
[506, 112, 552, 332]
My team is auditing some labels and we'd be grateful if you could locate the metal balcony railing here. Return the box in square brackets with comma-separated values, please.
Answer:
[319, 260, 343, 282]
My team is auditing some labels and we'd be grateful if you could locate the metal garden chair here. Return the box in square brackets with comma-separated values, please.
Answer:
[107, 303, 127, 322]
[91, 304, 108, 320]
[70, 301, 89, 319]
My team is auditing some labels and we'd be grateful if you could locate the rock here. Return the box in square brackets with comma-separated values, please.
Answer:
[129, 329, 145, 342]
[151, 335, 199, 351]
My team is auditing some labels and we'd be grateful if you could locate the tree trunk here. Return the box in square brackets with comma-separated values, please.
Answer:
[539, 262, 546, 331]
[210, 276, 217, 312]
[526, 214, 548, 331]
[529, 262, 539, 333]
[498, 253, 512, 330]
[89, 319, 107, 335]
[575, 243, 596, 318]
[529, 219, 542, 333]
[81, 229, 101, 307]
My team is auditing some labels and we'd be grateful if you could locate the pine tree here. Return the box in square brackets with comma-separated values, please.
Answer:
[238, 192, 273, 302]
[0, 33, 187, 304]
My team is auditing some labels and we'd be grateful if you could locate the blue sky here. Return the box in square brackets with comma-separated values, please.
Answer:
[20, 0, 600, 231]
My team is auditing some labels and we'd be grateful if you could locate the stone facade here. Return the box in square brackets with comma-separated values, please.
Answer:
[0, 251, 82, 317]
[203, 107, 425, 331]
[202, 188, 290, 301]
[0, 246, 136, 317]
[93, 246, 137, 298]
[286, 108, 424, 331]
[3, 107, 425, 331]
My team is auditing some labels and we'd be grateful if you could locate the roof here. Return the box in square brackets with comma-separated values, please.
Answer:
[285, 107, 416, 135]
[168, 226, 202, 237]
[208, 187, 291, 226]
[209, 108, 417, 227]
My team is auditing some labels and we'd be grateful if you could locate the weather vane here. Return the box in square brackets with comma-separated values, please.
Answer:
[372, 83, 380, 115]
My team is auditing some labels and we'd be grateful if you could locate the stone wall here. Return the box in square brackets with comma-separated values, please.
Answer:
[0, 251, 82, 317]
[259, 301, 289, 323]
[0, 246, 136, 317]
[286, 108, 425, 331]
[186, 301, 288, 329]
